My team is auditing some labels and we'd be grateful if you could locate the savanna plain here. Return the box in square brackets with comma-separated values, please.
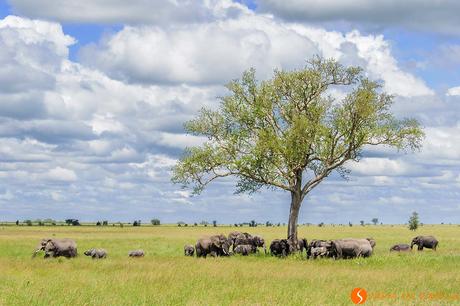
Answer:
[0, 225, 459, 305]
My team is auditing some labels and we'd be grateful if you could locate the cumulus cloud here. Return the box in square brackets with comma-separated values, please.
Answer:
[8, 0, 247, 25]
[447, 86, 460, 96]
[79, 14, 319, 85]
[256, 0, 460, 35]
[0, 12, 458, 224]
[79, 13, 432, 98]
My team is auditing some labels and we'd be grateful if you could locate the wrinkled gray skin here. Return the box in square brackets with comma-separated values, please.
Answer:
[184, 244, 195, 256]
[411, 236, 438, 251]
[233, 233, 266, 254]
[128, 250, 145, 257]
[228, 231, 242, 251]
[33, 238, 77, 258]
[234, 244, 256, 256]
[310, 246, 329, 259]
[306, 240, 333, 259]
[84, 248, 107, 259]
[390, 244, 411, 252]
[195, 234, 230, 258]
[290, 238, 307, 254]
[331, 238, 373, 259]
[270, 239, 291, 257]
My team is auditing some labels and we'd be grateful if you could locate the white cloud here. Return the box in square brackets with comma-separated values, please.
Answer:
[80, 13, 432, 98]
[79, 14, 320, 85]
[257, 0, 460, 35]
[447, 86, 460, 96]
[8, 0, 248, 25]
[0, 13, 458, 224]
[46, 167, 77, 182]
[346, 158, 421, 177]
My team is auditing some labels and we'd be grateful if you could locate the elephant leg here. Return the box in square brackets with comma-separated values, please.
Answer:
[418, 245, 423, 251]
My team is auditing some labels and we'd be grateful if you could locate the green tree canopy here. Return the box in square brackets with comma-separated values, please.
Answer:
[172, 57, 424, 240]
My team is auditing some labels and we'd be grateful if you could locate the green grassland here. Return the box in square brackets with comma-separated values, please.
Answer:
[1, 225, 459, 305]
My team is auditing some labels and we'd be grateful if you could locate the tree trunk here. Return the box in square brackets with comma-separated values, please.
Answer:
[287, 191, 302, 242]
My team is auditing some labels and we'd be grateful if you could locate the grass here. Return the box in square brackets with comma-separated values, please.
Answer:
[0, 225, 459, 305]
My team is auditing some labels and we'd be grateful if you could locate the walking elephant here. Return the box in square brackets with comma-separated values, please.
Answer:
[84, 248, 107, 259]
[195, 234, 230, 258]
[331, 238, 373, 259]
[33, 238, 77, 258]
[390, 244, 411, 252]
[270, 239, 291, 257]
[411, 236, 438, 251]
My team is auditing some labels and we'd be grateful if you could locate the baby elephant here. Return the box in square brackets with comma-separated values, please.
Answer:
[84, 248, 107, 259]
[184, 244, 195, 256]
[128, 249, 145, 257]
[310, 246, 329, 259]
[234, 244, 256, 256]
[390, 244, 411, 252]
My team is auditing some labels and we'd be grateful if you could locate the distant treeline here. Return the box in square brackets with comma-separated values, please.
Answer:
[0, 218, 455, 227]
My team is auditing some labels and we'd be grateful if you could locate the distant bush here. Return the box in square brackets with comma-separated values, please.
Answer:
[96, 221, 101, 226]
[212, 220, 217, 227]
[65, 219, 80, 226]
[102, 220, 108, 226]
[151, 219, 161, 226]
[24, 220, 32, 226]
[133, 220, 141, 226]
[318, 222, 324, 227]
[408, 211, 419, 231]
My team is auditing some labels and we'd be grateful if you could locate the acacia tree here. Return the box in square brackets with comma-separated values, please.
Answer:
[172, 57, 423, 241]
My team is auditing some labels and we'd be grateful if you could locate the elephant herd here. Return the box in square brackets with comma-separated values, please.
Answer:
[184, 232, 440, 259]
[30, 234, 439, 260]
[32, 238, 145, 259]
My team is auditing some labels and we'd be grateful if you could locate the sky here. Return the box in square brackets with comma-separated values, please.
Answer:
[0, 0, 459, 224]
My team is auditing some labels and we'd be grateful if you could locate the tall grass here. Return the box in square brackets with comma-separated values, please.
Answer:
[1, 225, 459, 305]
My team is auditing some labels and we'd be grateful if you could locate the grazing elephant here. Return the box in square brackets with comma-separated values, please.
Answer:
[251, 235, 267, 254]
[128, 250, 145, 257]
[310, 246, 329, 259]
[33, 238, 77, 258]
[291, 238, 308, 253]
[366, 238, 376, 248]
[228, 231, 242, 250]
[184, 244, 195, 256]
[84, 248, 107, 259]
[307, 239, 333, 259]
[233, 233, 267, 254]
[234, 244, 256, 256]
[331, 239, 373, 259]
[195, 234, 230, 258]
[411, 236, 438, 251]
[390, 244, 411, 252]
[270, 239, 291, 257]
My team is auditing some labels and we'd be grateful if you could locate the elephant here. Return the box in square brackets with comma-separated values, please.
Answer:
[290, 238, 308, 254]
[270, 239, 291, 257]
[307, 239, 332, 259]
[195, 234, 230, 258]
[251, 235, 267, 254]
[184, 244, 195, 256]
[128, 250, 145, 257]
[233, 233, 266, 254]
[234, 244, 256, 256]
[228, 231, 242, 250]
[331, 238, 373, 259]
[390, 244, 411, 252]
[411, 236, 438, 251]
[32, 238, 77, 258]
[84, 248, 107, 259]
[310, 246, 329, 259]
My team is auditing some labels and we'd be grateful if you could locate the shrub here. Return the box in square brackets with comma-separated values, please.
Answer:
[151, 219, 161, 226]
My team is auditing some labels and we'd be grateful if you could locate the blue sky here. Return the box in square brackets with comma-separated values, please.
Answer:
[0, 0, 459, 224]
